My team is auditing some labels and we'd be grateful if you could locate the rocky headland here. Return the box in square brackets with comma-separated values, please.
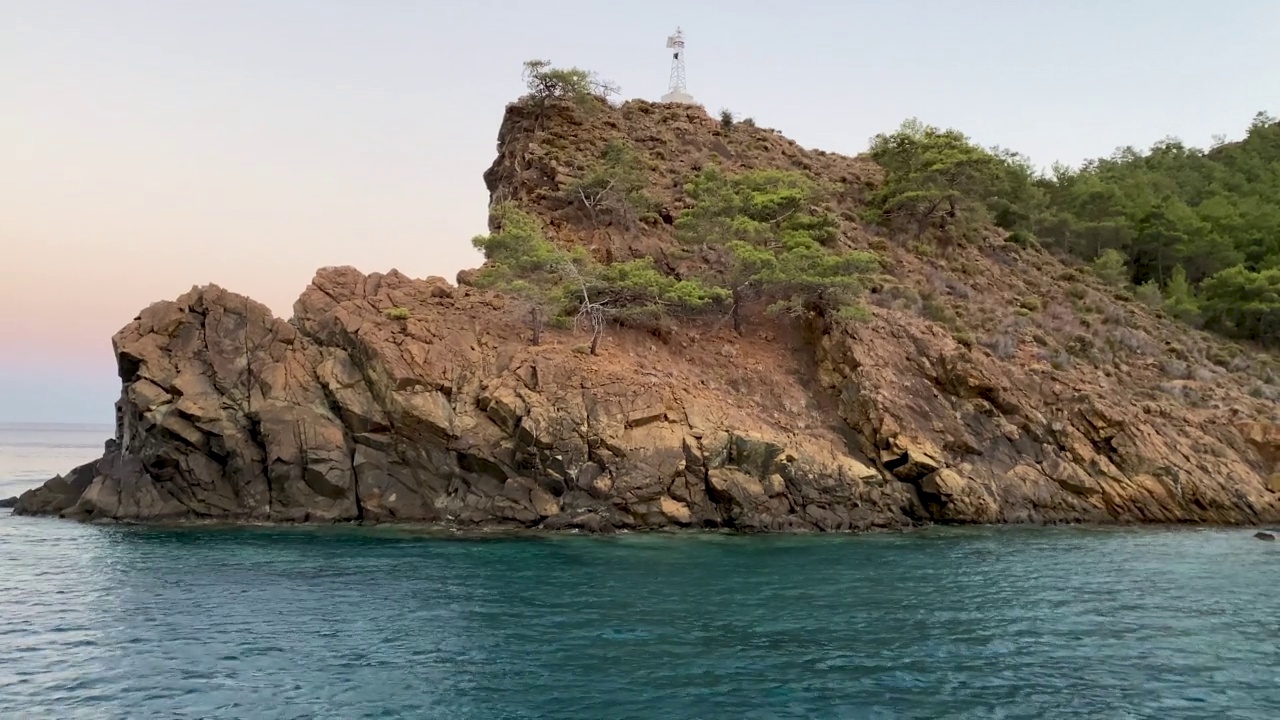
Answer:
[15, 95, 1280, 531]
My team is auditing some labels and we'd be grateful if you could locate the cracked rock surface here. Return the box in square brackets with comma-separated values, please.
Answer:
[15, 266, 1280, 529]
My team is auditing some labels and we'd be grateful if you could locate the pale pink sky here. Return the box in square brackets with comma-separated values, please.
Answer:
[4, 0, 1279, 422]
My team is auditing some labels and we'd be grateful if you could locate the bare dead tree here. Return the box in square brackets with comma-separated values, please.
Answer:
[557, 257, 608, 355]
[575, 178, 616, 227]
[529, 304, 544, 346]
[571, 178, 643, 232]
[580, 302, 607, 356]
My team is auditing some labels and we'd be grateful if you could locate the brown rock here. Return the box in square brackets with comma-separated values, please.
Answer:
[529, 486, 561, 518]
[658, 496, 693, 525]
[17, 96, 1280, 532]
[19, 267, 922, 531]
[918, 469, 1000, 523]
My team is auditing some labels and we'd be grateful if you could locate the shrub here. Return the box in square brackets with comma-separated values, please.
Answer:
[836, 304, 873, 323]
[1163, 265, 1202, 326]
[867, 118, 1008, 240]
[520, 60, 619, 114]
[1134, 281, 1164, 308]
[921, 292, 955, 325]
[1091, 249, 1130, 287]
[1006, 230, 1039, 248]
[1198, 265, 1280, 345]
[676, 166, 872, 333]
[719, 109, 735, 131]
[472, 203, 728, 354]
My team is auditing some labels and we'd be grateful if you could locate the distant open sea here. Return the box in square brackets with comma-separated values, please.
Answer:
[0, 422, 112, 501]
[2, 422, 1279, 719]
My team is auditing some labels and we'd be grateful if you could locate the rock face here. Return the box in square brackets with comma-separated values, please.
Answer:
[15, 98, 1280, 529]
[15, 268, 919, 530]
[12, 263, 1280, 529]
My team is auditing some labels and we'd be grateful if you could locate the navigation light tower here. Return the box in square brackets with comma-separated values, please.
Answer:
[661, 27, 697, 104]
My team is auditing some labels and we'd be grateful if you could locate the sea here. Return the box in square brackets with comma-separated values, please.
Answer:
[1, 423, 1278, 719]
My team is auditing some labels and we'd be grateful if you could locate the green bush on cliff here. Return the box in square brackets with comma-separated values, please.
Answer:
[676, 166, 875, 332]
[735, 237, 882, 319]
[867, 118, 1011, 241]
[521, 60, 619, 113]
[678, 166, 839, 247]
[472, 202, 726, 353]
[581, 257, 729, 324]
[471, 202, 577, 346]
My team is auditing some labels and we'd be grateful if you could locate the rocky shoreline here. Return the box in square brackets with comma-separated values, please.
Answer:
[13, 99, 1280, 530]
[11, 480, 1280, 540]
[13, 266, 1280, 531]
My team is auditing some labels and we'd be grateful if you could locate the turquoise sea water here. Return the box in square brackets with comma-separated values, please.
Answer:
[2, 425, 1279, 719]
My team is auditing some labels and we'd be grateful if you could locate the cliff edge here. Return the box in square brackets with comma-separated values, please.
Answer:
[15, 98, 1280, 529]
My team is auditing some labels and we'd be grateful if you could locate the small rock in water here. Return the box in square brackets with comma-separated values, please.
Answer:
[1254, 532, 1276, 541]
[0, 496, 17, 509]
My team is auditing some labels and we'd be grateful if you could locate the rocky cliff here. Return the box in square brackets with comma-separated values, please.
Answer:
[15, 98, 1280, 530]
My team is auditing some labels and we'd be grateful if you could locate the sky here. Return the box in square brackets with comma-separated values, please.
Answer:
[3, 0, 1279, 423]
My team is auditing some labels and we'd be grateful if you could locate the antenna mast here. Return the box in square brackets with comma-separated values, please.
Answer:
[661, 27, 697, 104]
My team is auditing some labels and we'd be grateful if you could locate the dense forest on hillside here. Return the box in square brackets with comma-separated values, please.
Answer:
[869, 112, 1280, 346]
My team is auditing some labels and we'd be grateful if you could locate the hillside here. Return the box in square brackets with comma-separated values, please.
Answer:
[992, 111, 1280, 347]
[14, 84, 1280, 530]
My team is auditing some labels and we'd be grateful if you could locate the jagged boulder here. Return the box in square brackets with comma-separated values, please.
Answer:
[814, 313, 1280, 525]
[15, 267, 922, 531]
[17, 263, 1280, 529]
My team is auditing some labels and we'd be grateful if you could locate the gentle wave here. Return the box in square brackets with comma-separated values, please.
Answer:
[1, 518, 1278, 719]
[0, 423, 113, 432]
[3, 424, 1279, 718]
[0, 424, 108, 498]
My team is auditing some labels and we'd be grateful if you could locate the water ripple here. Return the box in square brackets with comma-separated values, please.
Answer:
[1, 518, 1278, 719]
[4, 427, 1280, 718]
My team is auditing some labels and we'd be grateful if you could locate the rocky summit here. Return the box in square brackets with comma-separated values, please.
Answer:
[16, 96, 1280, 530]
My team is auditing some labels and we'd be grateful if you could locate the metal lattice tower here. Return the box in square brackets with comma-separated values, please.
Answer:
[667, 27, 686, 94]
[661, 27, 696, 104]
